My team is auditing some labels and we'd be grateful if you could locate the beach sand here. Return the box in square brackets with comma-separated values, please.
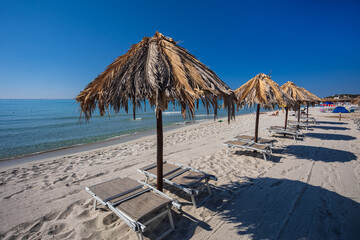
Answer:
[0, 107, 359, 239]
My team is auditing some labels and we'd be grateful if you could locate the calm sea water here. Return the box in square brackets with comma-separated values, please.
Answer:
[0, 99, 258, 160]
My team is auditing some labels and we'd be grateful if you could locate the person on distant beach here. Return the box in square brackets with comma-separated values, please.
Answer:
[269, 110, 279, 116]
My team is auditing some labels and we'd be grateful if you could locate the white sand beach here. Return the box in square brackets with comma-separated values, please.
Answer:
[1, 107, 360, 240]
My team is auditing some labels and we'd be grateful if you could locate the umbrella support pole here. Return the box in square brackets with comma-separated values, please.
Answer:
[284, 107, 288, 136]
[156, 109, 163, 192]
[306, 102, 309, 122]
[254, 104, 260, 142]
[297, 105, 300, 130]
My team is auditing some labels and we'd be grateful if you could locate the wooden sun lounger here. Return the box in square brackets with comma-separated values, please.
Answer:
[137, 162, 217, 208]
[234, 134, 276, 148]
[300, 117, 316, 124]
[266, 126, 300, 140]
[86, 177, 181, 240]
[287, 120, 311, 130]
[223, 140, 272, 161]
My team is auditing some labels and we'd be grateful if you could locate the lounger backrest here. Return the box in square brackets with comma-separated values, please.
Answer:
[171, 171, 207, 187]
[144, 162, 182, 178]
[117, 191, 171, 221]
[88, 177, 143, 202]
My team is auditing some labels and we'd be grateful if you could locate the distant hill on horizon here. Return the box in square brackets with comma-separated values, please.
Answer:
[324, 94, 360, 99]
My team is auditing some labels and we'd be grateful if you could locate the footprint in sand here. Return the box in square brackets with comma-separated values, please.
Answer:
[103, 213, 118, 225]
[47, 222, 66, 236]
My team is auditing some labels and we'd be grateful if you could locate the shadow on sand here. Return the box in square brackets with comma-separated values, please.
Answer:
[212, 177, 360, 240]
[316, 121, 348, 125]
[284, 145, 357, 162]
[170, 177, 360, 239]
[312, 125, 350, 131]
[306, 132, 356, 141]
[229, 150, 282, 162]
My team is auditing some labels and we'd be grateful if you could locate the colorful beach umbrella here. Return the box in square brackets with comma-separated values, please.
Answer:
[281, 81, 314, 129]
[76, 32, 235, 191]
[234, 73, 295, 142]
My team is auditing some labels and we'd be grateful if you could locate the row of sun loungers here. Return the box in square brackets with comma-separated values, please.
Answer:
[85, 118, 317, 239]
[287, 120, 312, 130]
[86, 163, 217, 239]
[300, 116, 317, 124]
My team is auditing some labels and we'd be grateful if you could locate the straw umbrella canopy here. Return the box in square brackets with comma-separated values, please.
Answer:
[76, 32, 235, 191]
[281, 81, 314, 128]
[234, 73, 295, 142]
[299, 87, 323, 118]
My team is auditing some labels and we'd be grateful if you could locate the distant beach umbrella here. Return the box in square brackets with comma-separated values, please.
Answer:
[234, 73, 295, 142]
[76, 32, 235, 191]
[299, 87, 323, 118]
[281, 81, 315, 128]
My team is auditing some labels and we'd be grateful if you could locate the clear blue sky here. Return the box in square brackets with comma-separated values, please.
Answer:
[0, 0, 359, 99]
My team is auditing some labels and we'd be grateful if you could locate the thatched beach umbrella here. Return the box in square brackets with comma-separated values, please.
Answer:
[235, 73, 295, 142]
[299, 87, 323, 118]
[76, 32, 235, 191]
[281, 81, 314, 128]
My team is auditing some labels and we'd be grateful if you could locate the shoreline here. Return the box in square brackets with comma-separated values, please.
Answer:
[0, 118, 216, 168]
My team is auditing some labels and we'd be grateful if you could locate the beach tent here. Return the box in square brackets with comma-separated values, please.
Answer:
[76, 32, 235, 191]
[332, 106, 349, 113]
[281, 81, 316, 129]
[234, 73, 295, 142]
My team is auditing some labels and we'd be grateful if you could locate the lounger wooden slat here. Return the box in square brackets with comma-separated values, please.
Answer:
[144, 162, 182, 178]
[118, 192, 171, 221]
[249, 143, 269, 150]
[88, 177, 142, 201]
[171, 171, 206, 187]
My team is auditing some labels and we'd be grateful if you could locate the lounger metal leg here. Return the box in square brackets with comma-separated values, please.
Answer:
[137, 231, 144, 240]
[93, 199, 97, 210]
[168, 207, 175, 230]
[263, 153, 267, 161]
[191, 194, 197, 207]
[206, 181, 212, 196]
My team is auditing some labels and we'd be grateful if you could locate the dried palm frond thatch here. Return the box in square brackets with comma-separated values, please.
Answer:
[234, 73, 295, 142]
[281, 81, 314, 105]
[299, 87, 323, 103]
[281, 81, 321, 127]
[76, 31, 235, 121]
[75, 32, 235, 191]
[235, 73, 295, 110]
[299, 86, 323, 120]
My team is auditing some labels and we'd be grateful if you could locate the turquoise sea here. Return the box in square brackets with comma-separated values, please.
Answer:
[0, 99, 259, 160]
